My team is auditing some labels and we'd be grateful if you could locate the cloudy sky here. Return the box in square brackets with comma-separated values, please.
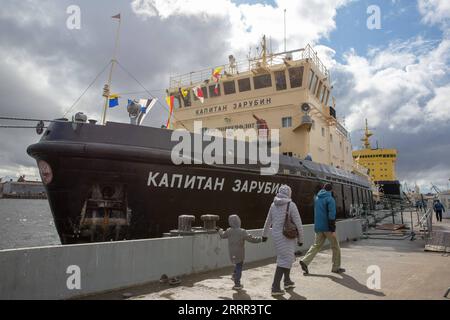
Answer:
[0, 0, 449, 192]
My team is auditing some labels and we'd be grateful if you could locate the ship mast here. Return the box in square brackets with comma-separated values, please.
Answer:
[361, 119, 373, 150]
[261, 35, 268, 68]
[101, 15, 122, 125]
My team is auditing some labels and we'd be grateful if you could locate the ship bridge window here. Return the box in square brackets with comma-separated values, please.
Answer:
[321, 87, 327, 103]
[311, 75, 319, 94]
[209, 84, 221, 97]
[324, 90, 330, 106]
[282, 117, 292, 128]
[289, 66, 304, 88]
[275, 71, 287, 91]
[223, 80, 236, 95]
[316, 81, 323, 99]
[330, 106, 337, 119]
[308, 70, 315, 91]
[193, 87, 208, 101]
[253, 73, 272, 90]
[238, 78, 251, 92]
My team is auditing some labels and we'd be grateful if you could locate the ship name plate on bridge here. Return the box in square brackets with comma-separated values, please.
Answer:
[195, 97, 273, 117]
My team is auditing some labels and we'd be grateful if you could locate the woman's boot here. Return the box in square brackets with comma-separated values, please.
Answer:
[271, 266, 286, 296]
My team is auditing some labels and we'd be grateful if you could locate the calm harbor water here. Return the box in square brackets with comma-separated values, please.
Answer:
[0, 199, 60, 250]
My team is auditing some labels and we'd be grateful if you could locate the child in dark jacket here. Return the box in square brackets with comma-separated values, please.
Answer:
[219, 215, 262, 290]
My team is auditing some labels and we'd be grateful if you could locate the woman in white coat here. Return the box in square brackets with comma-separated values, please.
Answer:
[262, 185, 304, 296]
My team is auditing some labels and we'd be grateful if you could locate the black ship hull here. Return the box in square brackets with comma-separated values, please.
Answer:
[28, 121, 373, 244]
[376, 180, 402, 197]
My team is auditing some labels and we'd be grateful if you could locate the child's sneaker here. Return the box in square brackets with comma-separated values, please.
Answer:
[232, 284, 243, 290]
[271, 288, 285, 296]
[284, 281, 295, 289]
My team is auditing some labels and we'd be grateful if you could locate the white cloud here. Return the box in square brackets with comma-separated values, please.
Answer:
[424, 84, 450, 121]
[418, 0, 450, 27]
[131, 0, 352, 53]
[0, 0, 57, 28]
[328, 37, 450, 133]
[0, 47, 96, 118]
[402, 164, 450, 192]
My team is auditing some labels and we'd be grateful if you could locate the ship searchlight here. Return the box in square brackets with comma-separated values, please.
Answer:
[299, 103, 313, 132]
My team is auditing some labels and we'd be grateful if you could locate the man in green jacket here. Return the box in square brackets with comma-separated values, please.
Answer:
[300, 183, 345, 274]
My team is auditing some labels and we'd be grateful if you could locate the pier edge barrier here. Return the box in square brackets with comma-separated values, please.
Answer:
[0, 219, 362, 300]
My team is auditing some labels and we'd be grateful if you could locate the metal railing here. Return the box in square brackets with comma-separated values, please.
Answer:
[417, 206, 433, 238]
[169, 44, 330, 89]
[360, 195, 419, 241]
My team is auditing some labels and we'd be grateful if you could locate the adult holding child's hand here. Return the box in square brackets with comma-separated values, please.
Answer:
[262, 185, 304, 297]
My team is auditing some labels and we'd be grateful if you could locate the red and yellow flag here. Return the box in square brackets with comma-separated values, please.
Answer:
[166, 96, 175, 128]
[212, 67, 223, 82]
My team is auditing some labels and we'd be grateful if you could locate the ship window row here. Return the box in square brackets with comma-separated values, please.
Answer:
[308, 70, 330, 106]
[365, 162, 389, 166]
[171, 66, 307, 108]
[353, 154, 396, 158]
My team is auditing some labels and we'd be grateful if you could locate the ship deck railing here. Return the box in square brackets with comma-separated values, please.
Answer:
[169, 44, 330, 89]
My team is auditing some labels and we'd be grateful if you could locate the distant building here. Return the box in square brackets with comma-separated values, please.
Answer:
[0, 178, 46, 199]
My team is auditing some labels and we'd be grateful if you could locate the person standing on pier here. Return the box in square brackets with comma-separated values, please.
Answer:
[262, 185, 304, 296]
[433, 200, 445, 223]
[300, 183, 345, 275]
[218, 215, 262, 290]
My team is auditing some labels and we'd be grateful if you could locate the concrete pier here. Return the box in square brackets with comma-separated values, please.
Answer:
[93, 220, 450, 300]
[0, 220, 362, 300]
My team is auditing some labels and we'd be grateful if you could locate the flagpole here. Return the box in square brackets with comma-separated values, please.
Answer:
[101, 15, 122, 125]
[284, 9, 287, 52]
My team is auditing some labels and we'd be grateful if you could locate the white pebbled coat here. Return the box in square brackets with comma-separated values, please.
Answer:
[263, 185, 304, 269]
